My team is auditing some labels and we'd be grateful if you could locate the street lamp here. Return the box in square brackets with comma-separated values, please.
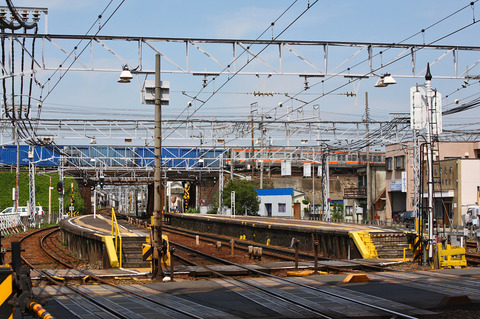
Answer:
[374, 73, 397, 87]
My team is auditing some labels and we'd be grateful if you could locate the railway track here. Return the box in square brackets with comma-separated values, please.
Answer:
[16, 225, 422, 318]
[7, 220, 478, 318]
[18, 227, 204, 319]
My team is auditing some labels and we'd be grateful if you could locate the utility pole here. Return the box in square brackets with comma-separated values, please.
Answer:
[425, 64, 435, 261]
[28, 146, 36, 228]
[153, 53, 163, 279]
[251, 115, 255, 179]
[365, 92, 372, 222]
[259, 114, 264, 189]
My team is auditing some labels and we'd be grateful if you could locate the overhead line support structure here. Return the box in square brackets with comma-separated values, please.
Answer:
[5, 34, 480, 79]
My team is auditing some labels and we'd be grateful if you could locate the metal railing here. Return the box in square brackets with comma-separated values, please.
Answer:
[0, 213, 26, 235]
[111, 208, 123, 268]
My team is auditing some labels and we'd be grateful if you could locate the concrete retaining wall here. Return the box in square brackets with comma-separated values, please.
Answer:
[165, 213, 361, 259]
[60, 220, 110, 268]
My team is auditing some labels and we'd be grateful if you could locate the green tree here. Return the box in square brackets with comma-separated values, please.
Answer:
[331, 202, 344, 221]
[221, 180, 260, 216]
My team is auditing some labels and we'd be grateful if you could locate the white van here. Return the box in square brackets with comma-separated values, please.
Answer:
[0, 206, 38, 217]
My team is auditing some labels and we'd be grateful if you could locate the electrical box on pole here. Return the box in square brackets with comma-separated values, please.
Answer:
[143, 80, 170, 105]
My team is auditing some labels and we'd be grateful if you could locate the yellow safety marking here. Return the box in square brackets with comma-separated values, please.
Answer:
[142, 244, 153, 261]
[348, 231, 378, 259]
[142, 234, 170, 267]
[0, 267, 14, 319]
[51, 276, 65, 282]
[437, 243, 467, 268]
[343, 274, 370, 283]
[287, 270, 326, 276]
[97, 235, 119, 268]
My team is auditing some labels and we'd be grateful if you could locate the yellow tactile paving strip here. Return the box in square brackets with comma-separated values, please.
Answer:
[192, 214, 389, 233]
[73, 215, 140, 237]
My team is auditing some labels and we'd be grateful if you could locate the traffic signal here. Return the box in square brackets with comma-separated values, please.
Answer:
[99, 176, 105, 189]
[57, 181, 63, 193]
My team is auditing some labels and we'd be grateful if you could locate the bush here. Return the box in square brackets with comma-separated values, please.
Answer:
[186, 207, 199, 214]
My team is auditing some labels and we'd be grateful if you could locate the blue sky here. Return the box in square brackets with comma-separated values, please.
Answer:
[8, 0, 480, 145]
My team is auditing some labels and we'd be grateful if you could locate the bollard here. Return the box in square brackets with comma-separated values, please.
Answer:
[313, 240, 319, 274]
[230, 239, 234, 256]
[170, 247, 175, 282]
[251, 247, 263, 260]
[196, 235, 199, 246]
[294, 239, 299, 270]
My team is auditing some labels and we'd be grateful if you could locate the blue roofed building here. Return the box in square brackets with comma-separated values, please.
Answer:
[255, 188, 307, 218]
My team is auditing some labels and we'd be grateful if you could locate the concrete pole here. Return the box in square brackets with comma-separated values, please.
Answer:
[48, 182, 52, 224]
[153, 53, 163, 278]
[366, 92, 372, 222]
[312, 147, 315, 217]
[15, 120, 19, 215]
[251, 117, 255, 179]
[93, 188, 97, 219]
[425, 63, 434, 260]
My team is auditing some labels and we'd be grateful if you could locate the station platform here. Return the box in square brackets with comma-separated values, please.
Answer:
[165, 213, 412, 260]
[59, 213, 414, 269]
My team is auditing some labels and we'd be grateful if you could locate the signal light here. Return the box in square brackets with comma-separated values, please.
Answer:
[57, 181, 63, 193]
[99, 176, 105, 189]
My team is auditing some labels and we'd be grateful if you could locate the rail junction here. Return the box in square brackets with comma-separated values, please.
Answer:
[2, 212, 480, 318]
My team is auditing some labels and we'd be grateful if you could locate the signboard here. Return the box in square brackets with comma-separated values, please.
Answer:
[401, 171, 407, 193]
[303, 163, 311, 177]
[281, 160, 291, 176]
[391, 180, 402, 191]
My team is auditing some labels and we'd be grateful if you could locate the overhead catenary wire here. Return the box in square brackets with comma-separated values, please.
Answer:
[163, 1, 319, 141]
[39, 0, 125, 105]
[271, 1, 480, 124]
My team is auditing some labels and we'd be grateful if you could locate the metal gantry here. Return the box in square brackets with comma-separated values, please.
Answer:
[5, 33, 480, 80]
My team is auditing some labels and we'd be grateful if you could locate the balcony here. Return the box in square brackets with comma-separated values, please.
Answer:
[344, 187, 367, 198]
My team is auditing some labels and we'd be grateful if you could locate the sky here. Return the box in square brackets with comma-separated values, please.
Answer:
[5, 0, 480, 147]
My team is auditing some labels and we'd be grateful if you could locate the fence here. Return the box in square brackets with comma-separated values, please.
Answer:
[0, 213, 26, 235]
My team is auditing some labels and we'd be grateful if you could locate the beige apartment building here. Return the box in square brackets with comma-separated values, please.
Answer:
[385, 141, 480, 225]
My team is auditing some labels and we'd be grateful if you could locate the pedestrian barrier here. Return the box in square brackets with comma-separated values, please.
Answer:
[437, 243, 467, 268]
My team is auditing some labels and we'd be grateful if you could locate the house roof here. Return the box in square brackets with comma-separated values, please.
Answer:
[255, 188, 294, 196]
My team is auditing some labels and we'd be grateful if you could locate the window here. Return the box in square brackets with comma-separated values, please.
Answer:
[345, 206, 353, 216]
[394, 155, 405, 170]
[278, 203, 286, 213]
[386, 157, 393, 171]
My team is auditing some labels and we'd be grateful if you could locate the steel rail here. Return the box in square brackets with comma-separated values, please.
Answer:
[163, 225, 314, 262]
[170, 240, 334, 319]
[23, 227, 203, 319]
[19, 227, 131, 318]
[171, 240, 418, 319]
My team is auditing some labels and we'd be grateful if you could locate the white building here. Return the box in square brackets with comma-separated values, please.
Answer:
[255, 188, 307, 218]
